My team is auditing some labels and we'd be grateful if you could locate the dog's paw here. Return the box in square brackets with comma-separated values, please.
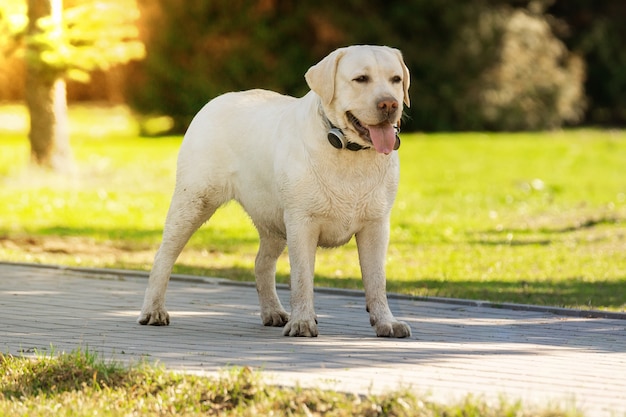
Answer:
[283, 318, 318, 337]
[137, 309, 170, 326]
[374, 320, 412, 338]
[261, 309, 289, 327]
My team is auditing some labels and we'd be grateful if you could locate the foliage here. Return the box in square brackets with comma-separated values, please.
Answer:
[0, 0, 144, 82]
[0, 348, 584, 416]
[127, 0, 584, 132]
[0, 105, 624, 311]
[3, 1, 626, 129]
[0, 2, 28, 58]
[31, 0, 144, 82]
[128, 0, 317, 132]
[474, 8, 585, 130]
[26, 0, 145, 83]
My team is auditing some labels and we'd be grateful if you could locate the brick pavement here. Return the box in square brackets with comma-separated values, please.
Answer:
[1, 262, 625, 416]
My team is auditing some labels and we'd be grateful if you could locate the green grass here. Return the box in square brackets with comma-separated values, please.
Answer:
[0, 105, 625, 311]
[0, 349, 582, 416]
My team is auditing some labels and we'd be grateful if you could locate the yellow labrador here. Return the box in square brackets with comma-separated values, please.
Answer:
[139, 45, 412, 338]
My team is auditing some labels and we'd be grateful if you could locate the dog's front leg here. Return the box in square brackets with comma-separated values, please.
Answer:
[283, 220, 319, 337]
[356, 221, 412, 338]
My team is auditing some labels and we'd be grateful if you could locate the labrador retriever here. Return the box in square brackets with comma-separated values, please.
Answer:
[138, 45, 412, 338]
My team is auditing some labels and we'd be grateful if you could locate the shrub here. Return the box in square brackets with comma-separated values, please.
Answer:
[126, 1, 586, 132]
[475, 8, 586, 130]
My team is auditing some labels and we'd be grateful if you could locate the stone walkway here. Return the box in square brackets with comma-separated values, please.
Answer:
[1, 262, 624, 416]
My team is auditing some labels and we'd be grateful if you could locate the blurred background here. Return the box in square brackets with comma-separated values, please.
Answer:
[2, 0, 625, 135]
[1, 0, 624, 310]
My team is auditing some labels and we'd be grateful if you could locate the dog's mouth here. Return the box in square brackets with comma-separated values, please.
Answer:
[347, 112, 397, 155]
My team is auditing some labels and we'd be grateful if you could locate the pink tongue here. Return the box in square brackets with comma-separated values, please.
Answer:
[367, 122, 396, 154]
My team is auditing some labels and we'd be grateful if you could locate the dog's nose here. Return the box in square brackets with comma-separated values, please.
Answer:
[377, 97, 399, 115]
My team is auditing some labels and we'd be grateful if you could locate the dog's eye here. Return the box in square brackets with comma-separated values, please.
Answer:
[391, 75, 402, 84]
[353, 75, 369, 83]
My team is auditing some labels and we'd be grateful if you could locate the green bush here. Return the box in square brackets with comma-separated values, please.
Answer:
[473, 8, 586, 130]
[127, 1, 585, 132]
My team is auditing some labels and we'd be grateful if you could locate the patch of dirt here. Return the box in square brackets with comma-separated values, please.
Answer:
[0, 235, 126, 257]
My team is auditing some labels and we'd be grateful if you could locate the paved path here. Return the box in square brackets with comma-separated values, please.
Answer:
[1, 262, 625, 416]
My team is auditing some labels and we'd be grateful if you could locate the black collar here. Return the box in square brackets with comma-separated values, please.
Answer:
[326, 118, 401, 152]
[327, 121, 370, 151]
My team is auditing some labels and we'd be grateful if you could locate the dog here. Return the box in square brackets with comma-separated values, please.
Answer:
[138, 45, 412, 338]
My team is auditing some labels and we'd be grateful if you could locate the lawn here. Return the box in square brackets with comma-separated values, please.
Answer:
[1, 104, 625, 311]
[0, 349, 580, 417]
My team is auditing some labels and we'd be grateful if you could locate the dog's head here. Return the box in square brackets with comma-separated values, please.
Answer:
[305, 45, 410, 155]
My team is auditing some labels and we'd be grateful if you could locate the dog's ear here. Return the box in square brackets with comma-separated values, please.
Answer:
[305, 48, 346, 106]
[392, 48, 411, 108]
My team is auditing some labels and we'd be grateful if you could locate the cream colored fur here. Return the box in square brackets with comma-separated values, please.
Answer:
[138, 45, 412, 338]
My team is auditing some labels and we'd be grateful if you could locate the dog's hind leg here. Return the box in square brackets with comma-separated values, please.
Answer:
[255, 234, 289, 326]
[138, 186, 222, 326]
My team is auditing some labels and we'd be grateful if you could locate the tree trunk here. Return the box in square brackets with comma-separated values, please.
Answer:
[25, 0, 74, 173]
